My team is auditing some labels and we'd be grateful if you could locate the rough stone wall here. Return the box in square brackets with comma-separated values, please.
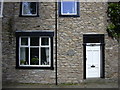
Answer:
[2, 2, 16, 84]
[105, 36, 118, 79]
[14, 2, 55, 30]
[0, 17, 2, 89]
[2, 2, 118, 84]
[57, 2, 118, 83]
[2, 2, 56, 84]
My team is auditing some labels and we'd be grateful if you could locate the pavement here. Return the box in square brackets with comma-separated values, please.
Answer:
[2, 79, 118, 88]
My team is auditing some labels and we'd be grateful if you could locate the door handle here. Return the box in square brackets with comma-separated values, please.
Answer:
[91, 65, 95, 67]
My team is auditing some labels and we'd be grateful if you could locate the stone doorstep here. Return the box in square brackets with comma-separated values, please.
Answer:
[82, 78, 118, 83]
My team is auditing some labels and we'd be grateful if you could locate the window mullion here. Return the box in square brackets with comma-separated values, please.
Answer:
[19, 37, 21, 47]
[22, 2, 24, 15]
[19, 37, 21, 66]
[75, 1, 77, 14]
[49, 37, 51, 66]
[28, 37, 30, 65]
[41, 46, 49, 48]
[61, 1, 63, 15]
[39, 37, 41, 65]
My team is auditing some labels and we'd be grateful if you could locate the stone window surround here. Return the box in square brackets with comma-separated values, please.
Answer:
[19, 2, 39, 17]
[0, 0, 3, 17]
[15, 30, 54, 69]
[59, 0, 80, 17]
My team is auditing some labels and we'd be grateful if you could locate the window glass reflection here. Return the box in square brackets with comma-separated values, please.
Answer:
[23, 2, 37, 15]
[41, 37, 49, 45]
[21, 37, 28, 45]
[41, 48, 49, 65]
[62, 1, 76, 14]
[20, 47, 29, 65]
[30, 37, 39, 46]
[30, 48, 39, 65]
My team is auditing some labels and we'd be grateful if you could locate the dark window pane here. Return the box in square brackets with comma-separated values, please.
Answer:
[30, 48, 39, 65]
[41, 37, 49, 45]
[20, 47, 29, 65]
[41, 48, 49, 65]
[22, 2, 37, 15]
[62, 1, 76, 14]
[21, 37, 28, 45]
[30, 37, 39, 46]
[30, 2, 37, 14]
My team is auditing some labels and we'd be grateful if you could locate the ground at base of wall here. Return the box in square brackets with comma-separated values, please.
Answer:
[3, 79, 118, 88]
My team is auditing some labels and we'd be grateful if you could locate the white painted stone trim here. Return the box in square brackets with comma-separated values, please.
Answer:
[0, 0, 3, 18]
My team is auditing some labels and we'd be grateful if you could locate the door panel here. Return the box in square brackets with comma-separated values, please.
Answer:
[86, 44, 100, 78]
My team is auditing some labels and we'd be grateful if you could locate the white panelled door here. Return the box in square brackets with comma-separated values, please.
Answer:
[86, 43, 101, 78]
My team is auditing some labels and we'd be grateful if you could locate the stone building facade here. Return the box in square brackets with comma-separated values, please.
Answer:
[0, 1, 3, 89]
[2, 2, 118, 84]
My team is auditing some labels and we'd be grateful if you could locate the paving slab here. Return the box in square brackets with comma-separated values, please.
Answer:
[2, 82, 118, 88]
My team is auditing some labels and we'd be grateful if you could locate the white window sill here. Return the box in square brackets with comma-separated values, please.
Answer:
[0, 15, 3, 18]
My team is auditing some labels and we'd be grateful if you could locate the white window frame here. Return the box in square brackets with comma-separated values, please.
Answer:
[0, 0, 3, 17]
[19, 36, 51, 67]
[61, 0, 77, 15]
[21, 2, 38, 16]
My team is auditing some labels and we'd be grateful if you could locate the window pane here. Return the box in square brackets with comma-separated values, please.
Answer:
[41, 37, 49, 45]
[62, 1, 76, 14]
[0, 0, 1, 9]
[30, 2, 37, 14]
[41, 48, 49, 65]
[22, 2, 37, 15]
[21, 37, 28, 45]
[30, 48, 39, 65]
[30, 37, 39, 46]
[20, 47, 29, 65]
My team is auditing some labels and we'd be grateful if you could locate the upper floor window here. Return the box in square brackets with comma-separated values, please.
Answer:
[0, 0, 3, 17]
[16, 31, 54, 69]
[20, 2, 39, 17]
[59, 0, 79, 17]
